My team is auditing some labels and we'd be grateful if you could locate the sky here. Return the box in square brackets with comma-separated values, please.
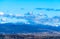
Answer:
[0, 0, 60, 17]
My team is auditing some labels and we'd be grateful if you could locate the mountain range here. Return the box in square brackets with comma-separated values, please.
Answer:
[0, 11, 60, 34]
[0, 12, 60, 27]
[0, 23, 60, 34]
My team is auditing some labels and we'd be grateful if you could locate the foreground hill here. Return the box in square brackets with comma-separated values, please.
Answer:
[0, 23, 60, 34]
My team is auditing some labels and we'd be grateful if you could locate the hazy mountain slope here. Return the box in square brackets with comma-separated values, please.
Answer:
[0, 23, 59, 34]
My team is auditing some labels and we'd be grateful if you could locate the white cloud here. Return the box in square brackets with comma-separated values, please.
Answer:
[0, 12, 4, 16]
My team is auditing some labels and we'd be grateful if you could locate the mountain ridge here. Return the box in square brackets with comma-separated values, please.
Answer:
[0, 23, 59, 34]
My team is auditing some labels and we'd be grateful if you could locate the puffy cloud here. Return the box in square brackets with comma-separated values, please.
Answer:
[0, 12, 4, 16]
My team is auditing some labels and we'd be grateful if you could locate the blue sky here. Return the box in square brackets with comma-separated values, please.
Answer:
[0, 0, 60, 17]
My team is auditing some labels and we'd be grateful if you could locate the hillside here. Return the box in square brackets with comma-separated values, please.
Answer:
[0, 23, 59, 34]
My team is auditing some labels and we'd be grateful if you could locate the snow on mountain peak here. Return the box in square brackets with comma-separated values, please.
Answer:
[0, 11, 60, 27]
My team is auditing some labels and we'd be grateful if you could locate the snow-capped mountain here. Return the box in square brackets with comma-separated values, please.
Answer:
[0, 11, 60, 27]
[0, 11, 60, 34]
